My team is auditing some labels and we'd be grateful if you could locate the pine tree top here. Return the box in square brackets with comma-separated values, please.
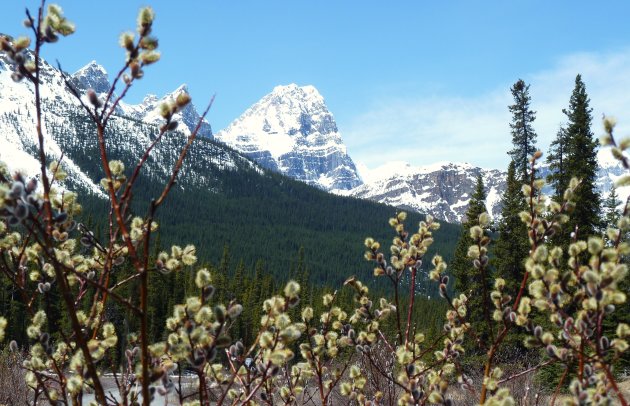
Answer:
[463, 174, 487, 227]
[563, 74, 593, 135]
[508, 79, 537, 182]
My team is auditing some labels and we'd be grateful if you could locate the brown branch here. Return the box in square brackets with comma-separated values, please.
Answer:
[479, 155, 540, 404]
[550, 366, 568, 406]
[100, 39, 146, 126]
[602, 359, 629, 406]
[498, 359, 556, 384]
[479, 252, 495, 343]
[404, 266, 417, 345]
[26, 2, 109, 402]
[326, 360, 351, 401]
[119, 124, 170, 212]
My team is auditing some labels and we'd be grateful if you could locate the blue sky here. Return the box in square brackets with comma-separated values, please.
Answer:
[3, 1, 630, 170]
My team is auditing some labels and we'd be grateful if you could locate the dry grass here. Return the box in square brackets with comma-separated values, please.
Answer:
[0, 348, 31, 406]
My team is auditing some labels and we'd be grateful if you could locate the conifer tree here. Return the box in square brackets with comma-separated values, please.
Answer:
[453, 175, 488, 293]
[563, 74, 601, 237]
[493, 161, 530, 357]
[215, 245, 230, 302]
[494, 162, 529, 296]
[604, 186, 621, 228]
[230, 259, 245, 297]
[546, 126, 570, 198]
[452, 175, 493, 346]
[508, 79, 538, 181]
[242, 260, 265, 344]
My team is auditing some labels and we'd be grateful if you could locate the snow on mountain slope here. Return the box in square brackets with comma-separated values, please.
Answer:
[119, 84, 213, 139]
[0, 54, 105, 195]
[69, 62, 213, 139]
[214, 84, 362, 191]
[3, 47, 627, 225]
[0, 51, 242, 198]
[345, 148, 630, 224]
[594, 149, 630, 199]
[342, 161, 506, 223]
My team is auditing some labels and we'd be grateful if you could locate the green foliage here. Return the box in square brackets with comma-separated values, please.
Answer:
[4, 3, 630, 405]
[493, 162, 530, 356]
[601, 185, 630, 373]
[546, 126, 570, 198]
[548, 74, 601, 240]
[508, 79, 538, 182]
[495, 162, 529, 296]
[604, 186, 621, 227]
[451, 175, 495, 347]
[564, 74, 601, 238]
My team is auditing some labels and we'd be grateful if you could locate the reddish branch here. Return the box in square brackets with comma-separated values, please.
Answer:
[404, 266, 417, 345]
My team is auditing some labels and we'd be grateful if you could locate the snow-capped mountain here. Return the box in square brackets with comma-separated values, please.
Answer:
[0, 52, 244, 197]
[596, 149, 630, 197]
[71, 60, 111, 94]
[538, 149, 630, 205]
[340, 149, 629, 224]
[0, 52, 102, 193]
[340, 161, 506, 224]
[211, 82, 629, 223]
[214, 84, 362, 191]
[119, 84, 213, 139]
[2, 45, 627, 226]
[69, 61, 213, 139]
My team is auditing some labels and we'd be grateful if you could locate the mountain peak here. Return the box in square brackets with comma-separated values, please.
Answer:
[71, 60, 110, 93]
[269, 83, 323, 103]
[271, 83, 316, 93]
[77, 60, 107, 73]
[168, 84, 189, 96]
[215, 84, 361, 191]
[117, 83, 211, 138]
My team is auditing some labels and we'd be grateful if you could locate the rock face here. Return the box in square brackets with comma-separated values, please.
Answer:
[214, 84, 362, 191]
[339, 162, 506, 223]
[341, 150, 629, 224]
[120, 84, 213, 139]
[68, 62, 212, 139]
[71, 60, 110, 94]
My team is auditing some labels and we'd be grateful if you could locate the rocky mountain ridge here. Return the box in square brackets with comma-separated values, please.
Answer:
[215, 85, 627, 223]
[341, 154, 627, 224]
[0, 55, 242, 197]
[214, 84, 362, 191]
[2, 52, 626, 224]
[70, 61, 213, 139]
[340, 161, 506, 223]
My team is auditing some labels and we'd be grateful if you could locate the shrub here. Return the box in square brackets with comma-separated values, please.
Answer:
[1, 3, 630, 406]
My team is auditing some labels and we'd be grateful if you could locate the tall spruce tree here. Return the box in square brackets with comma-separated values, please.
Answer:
[603, 186, 621, 229]
[547, 75, 600, 239]
[546, 126, 570, 198]
[452, 175, 494, 347]
[494, 161, 529, 296]
[564, 74, 601, 237]
[508, 79, 538, 181]
[493, 161, 530, 357]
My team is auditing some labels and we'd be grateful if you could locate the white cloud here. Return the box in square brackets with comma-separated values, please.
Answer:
[344, 48, 630, 170]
